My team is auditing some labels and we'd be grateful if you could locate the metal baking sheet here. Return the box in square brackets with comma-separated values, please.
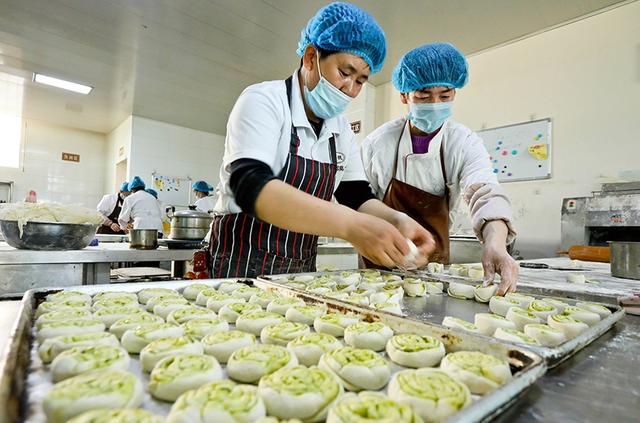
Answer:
[0, 278, 545, 423]
[259, 270, 625, 368]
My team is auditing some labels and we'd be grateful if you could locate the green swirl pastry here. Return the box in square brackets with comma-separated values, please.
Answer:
[167, 305, 218, 325]
[258, 365, 342, 422]
[167, 379, 266, 423]
[474, 313, 516, 336]
[344, 293, 369, 306]
[385, 334, 445, 368]
[94, 306, 146, 328]
[50, 345, 130, 382]
[109, 313, 164, 339]
[403, 278, 427, 297]
[359, 278, 386, 292]
[561, 306, 601, 326]
[370, 291, 402, 306]
[35, 309, 94, 329]
[46, 291, 92, 305]
[202, 330, 256, 363]
[285, 304, 327, 325]
[266, 297, 306, 316]
[145, 294, 186, 312]
[137, 287, 179, 304]
[35, 300, 91, 318]
[37, 319, 106, 343]
[326, 292, 349, 301]
[92, 297, 140, 311]
[43, 371, 143, 423]
[427, 262, 445, 274]
[182, 283, 212, 301]
[439, 351, 512, 394]
[67, 408, 164, 423]
[388, 368, 470, 423]
[547, 314, 589, 339]
[249, 290, 280, 308]
[217, 281, 246, 294]
[527, 300, 557, 320]
[343, 322, 393, 352]
[523, 324, 566, 347]
[149, 353, 223, 401]
[319, 347, 390, 391]
[338, 271, 361, 285]
[260, 321, 310, 346]
[183, 317, 229, 339]
[92, 291, 138, 303]
[326, 392, 421, 423]
[219, 302, 262, 323]
[493, 327, 539, 345]
[425, 281, 444, 295]
[313, 313, 360, 337]
[140, 336, 204, 372]
[488, 296, 520, 317]
[233, 286, 262, 301]
[441, 317, 480, 333]
[287, 332, 343, 366]
[474, 284, 498, 303]
[543, 298, 569, 313]
[504, 292, 535, 309]
[236, 311, 285, 335]
[227, 344, 297, 383]
[204, 291, 245, 311]
[38, 332, 120, 364]
[121, 322, 185, 354]
[505, 307, 541, 331]
[447, 282, 475, 300]
[576, 302, 612, 319]
[372, 302, 403, 315]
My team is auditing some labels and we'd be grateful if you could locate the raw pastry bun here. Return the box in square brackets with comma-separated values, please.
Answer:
[343, 322, 393, 352]
[385, 333, 445, 368]
[474, 313, 516, 336]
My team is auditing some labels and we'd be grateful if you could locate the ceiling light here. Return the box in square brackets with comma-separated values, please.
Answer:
[33, 73, 92, 94]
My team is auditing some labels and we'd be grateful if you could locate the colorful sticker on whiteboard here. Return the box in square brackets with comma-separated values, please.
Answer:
[528, 143, 548, 160]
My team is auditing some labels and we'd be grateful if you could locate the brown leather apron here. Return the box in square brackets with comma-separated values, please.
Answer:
[363, 123, 450, 268]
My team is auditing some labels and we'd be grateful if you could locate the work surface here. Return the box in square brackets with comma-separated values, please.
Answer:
[0, 259, 638, 421]
[0, 241, 197, 264]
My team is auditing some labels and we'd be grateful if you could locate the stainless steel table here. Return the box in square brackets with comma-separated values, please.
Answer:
[0, 242, 197, 296]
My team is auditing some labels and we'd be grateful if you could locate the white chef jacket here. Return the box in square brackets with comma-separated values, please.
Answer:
[361, 118, 515, 242]
[96, 193, 120, 224]
[214, 70, 367, 215]
[194, 195, 216, 214]
[118, 190, 164, 232]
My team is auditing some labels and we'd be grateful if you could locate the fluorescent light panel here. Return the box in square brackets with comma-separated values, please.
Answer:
[33, 73, 92, 94]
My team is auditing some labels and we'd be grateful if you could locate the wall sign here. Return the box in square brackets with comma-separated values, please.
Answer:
[350, 120, 361, 134]
[61, 152, 80, 162]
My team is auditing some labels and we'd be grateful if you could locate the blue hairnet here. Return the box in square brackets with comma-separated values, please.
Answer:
[128, 176, 145, 191]
[392, 42, 468, 93]
[145, 188, 158, 198]
[297, 2, 386, 74]
[119, 181, 130, 192]
[192, 180, 213, 193]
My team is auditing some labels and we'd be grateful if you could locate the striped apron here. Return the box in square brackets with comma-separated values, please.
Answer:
[209, 76, 338, 278]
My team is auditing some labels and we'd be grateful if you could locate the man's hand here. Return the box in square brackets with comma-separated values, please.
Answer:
[482, 220, 518, 295]
[110, 223, 121, 232]
[393, 213, 436, 268]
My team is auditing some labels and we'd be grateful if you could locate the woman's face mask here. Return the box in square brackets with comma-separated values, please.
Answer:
[303, 53, 353, 120]
[407, 101, 453, 134]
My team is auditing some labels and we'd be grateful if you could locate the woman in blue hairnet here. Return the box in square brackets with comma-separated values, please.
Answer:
[96, 181, 130, 234]
[192, 180, 216, 214]
[210, 2, 434, 278]
[362, 43, 518, 294]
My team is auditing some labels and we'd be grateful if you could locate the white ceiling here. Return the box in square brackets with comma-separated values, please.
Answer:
[0, 0, 629, 135]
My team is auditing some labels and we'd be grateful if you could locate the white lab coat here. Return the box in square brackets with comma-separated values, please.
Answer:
[361, 118, 515, 242]
[96, 193, 120, 223]
[118, 190, 164, 232]
[194, 195, 216, 214]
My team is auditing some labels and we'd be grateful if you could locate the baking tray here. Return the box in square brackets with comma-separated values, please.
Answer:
[0, 278, 545, 423]
[258, 270, 625, 368]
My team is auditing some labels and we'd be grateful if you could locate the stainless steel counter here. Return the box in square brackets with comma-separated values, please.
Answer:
[0, 242, 197, 296]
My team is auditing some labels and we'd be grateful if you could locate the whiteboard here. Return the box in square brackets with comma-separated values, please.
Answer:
[477, 118, 552, 182]
[151, 173, 193, 207]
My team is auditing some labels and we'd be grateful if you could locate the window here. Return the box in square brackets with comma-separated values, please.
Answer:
[0, 72, 24, 169]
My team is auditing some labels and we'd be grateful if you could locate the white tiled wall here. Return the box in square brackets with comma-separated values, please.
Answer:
[128, 116, 226, 206]
[0, 119, 106, 208]
[103, 117, 132, 193]
[343, 82, 377, 146]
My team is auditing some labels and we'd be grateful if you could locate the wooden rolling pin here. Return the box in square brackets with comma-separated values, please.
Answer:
[557, 245, 610, 263]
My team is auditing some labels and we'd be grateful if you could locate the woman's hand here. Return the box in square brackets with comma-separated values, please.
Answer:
[344, 213, 411, 269]
[481, 220, 518, 295]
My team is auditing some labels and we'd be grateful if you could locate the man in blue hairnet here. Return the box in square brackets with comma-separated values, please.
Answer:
[96, 181, 130, 234]
[362, 42, 518, 294]
[209, 2, 434, 278]
[118, 176, 164, 235]
[192, 180, 216, 214]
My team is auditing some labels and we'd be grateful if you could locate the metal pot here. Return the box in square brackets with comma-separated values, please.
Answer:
[0, 220, 98, 251]
[167, 207, 213, 240]
[610, 241, 640, 280]
[129, 229, 158, 250]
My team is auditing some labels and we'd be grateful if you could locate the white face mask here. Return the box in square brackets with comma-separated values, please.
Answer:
[303, 53, 353, 119]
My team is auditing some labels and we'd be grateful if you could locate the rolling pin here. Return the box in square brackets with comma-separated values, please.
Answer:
[557, 246, 610, 263]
